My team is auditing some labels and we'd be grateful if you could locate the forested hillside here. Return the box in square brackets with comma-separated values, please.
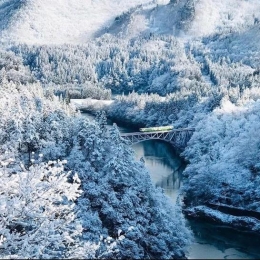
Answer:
[0, 51, 191, 258]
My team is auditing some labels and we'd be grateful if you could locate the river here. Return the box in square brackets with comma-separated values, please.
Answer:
[81, 112, 260, 259]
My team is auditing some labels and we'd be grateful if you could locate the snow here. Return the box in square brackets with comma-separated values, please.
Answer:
[216, 98, 248, 115]
[189, 0, 260, 37]
[0, 0, 259, 44]
[101, 0, 260, 40]
[188, 206, 260, 233]
[0, 0, 155, 44]
[70, 98, 114, 111]
[141, 39, 167, 52]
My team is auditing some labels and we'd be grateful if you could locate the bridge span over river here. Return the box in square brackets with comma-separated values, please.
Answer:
[120, 128, 195, 148]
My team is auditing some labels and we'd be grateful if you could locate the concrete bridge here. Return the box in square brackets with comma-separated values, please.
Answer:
[120, 128, 195, 148]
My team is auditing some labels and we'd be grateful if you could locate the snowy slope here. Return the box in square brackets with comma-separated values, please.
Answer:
[0, 0, 159, 44]
[189, 0, 260, 37]
[0, 0, 260, 44]
[105, 0, 260, 39]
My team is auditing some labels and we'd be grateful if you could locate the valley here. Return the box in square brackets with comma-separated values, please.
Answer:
[0, 0, 260, 258]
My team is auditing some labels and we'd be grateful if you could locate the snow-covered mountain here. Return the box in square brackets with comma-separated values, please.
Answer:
[105, 0, 260, 39]
[0, 0, 161, 44]
[1, 0, 260, 44]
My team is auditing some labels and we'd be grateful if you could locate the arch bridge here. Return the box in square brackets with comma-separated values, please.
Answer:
[120, 128, 195, 149]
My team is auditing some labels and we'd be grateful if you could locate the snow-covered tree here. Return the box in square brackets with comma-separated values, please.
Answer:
[0, 154, 83, 259]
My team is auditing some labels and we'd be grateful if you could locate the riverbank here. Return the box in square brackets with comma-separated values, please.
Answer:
[183, 204, 260, 234]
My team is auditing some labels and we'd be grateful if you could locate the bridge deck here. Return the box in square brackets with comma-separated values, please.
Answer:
[121, 128, 195, 137]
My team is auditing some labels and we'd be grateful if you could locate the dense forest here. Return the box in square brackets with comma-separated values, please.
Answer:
[0, 52, 191, 258]
[9, 28, 260, 232]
